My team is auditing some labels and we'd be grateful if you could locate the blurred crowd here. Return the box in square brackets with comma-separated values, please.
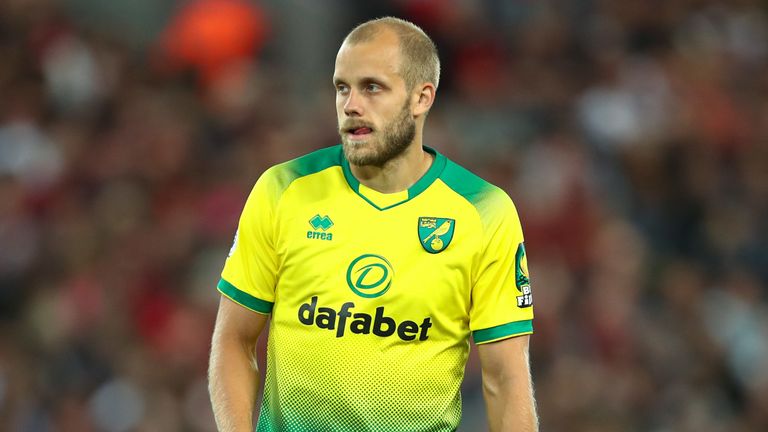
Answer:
[1, 0, 767, 431]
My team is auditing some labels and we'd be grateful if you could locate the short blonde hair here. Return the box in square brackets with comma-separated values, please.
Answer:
[344, 17, 440, 91]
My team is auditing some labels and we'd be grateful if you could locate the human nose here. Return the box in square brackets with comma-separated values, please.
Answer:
[343, 89, 363, 117]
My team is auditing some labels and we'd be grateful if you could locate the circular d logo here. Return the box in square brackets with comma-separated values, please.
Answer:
[346, 254, 394, 298]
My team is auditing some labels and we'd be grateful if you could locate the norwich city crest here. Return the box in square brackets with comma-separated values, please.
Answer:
[418, 217, 455, 254]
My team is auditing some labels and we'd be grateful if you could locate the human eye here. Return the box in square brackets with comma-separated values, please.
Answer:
[365, 83, 382, 93]
[336, 84, 349, 95]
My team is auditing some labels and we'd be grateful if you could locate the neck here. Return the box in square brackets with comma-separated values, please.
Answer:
[349, 140, 434, 194]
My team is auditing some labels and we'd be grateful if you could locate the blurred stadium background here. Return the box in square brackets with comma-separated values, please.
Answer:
[1, 0, 767, 431]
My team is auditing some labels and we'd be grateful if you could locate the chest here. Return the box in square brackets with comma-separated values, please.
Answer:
[270, 191, 482, 320]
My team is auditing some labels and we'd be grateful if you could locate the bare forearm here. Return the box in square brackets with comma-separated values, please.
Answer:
[483, 365, 538, 432]
[208, 336, 259, 432]
[479, 336, 539, 432]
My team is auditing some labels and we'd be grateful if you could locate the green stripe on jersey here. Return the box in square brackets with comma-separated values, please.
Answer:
[218, 279, 274, 314]
[340, 146, 447, 210]
[473, 320, 533, 344]
[438, 159, 497, 207]
[272, 145, 343, 196]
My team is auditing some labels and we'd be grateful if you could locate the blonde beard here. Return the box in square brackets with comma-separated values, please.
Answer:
[340, 102, 416, 167]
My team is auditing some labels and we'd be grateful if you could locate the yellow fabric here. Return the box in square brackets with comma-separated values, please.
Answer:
[219, 145, 533, 431]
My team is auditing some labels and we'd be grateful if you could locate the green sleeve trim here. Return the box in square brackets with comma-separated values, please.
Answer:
[217, 279, 273, 314]
[473, 320, 533, 344]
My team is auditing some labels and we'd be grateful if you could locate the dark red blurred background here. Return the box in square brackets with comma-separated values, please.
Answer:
[1, 1, 767, 431]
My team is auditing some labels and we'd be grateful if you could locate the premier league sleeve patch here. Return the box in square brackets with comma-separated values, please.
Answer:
[418, 217, 455, 254]
[515, 243, 533, 307]
[228, 229, 239, 258]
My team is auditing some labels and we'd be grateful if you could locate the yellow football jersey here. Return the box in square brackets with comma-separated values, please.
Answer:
[218, 145, 533, 431]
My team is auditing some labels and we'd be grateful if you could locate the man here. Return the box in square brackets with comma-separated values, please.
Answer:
[209, 17, 538, 432]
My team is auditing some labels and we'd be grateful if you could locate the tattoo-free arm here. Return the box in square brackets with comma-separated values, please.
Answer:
[209, 296, 269, 432]
[477, 334, 538, 432]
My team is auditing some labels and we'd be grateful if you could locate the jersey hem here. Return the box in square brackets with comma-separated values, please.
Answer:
[217, 278, 274, 314]
[472, 319, 533, 344]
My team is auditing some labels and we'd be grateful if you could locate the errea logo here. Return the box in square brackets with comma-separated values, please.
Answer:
[307, 214, 333, 241]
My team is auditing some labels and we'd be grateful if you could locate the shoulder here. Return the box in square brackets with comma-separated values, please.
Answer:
[438, 157, 517, 228]
[257, 145, 344, 198]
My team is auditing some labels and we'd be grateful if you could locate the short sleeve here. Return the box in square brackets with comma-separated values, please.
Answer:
[469, 193, 534, 344]
[218, 171, 279, 315]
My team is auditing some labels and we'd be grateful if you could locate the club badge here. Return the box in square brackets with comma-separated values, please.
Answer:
[418, 217, 455, 254]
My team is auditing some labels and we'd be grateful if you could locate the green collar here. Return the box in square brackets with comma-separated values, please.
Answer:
[340, 146, 447, 211]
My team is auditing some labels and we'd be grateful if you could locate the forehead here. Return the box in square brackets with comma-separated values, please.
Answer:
[334, 30, 402, 81]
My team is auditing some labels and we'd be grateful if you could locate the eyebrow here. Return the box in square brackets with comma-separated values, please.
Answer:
[333, 76, 390, 87]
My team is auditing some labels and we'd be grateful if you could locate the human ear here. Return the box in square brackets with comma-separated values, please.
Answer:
[412, 83, 436, 117]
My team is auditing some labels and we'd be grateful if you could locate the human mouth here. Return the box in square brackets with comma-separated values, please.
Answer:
[352, 127, 372, 135]
[350, 127, 372, 139]
[343, 124, 374, 140]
